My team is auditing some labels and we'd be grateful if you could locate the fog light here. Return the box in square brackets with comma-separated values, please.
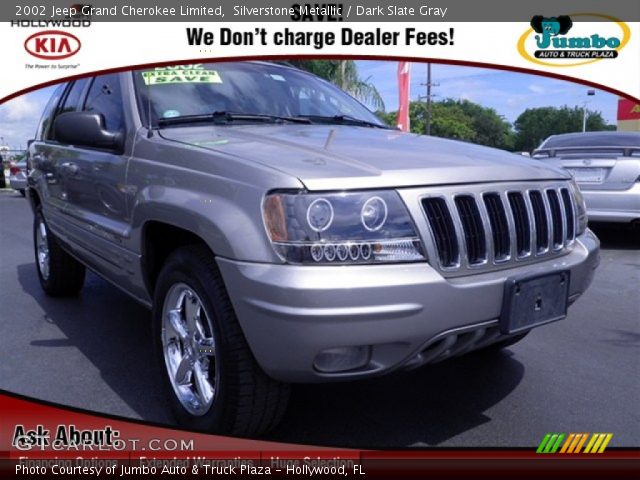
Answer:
[313, 346, 371, 373]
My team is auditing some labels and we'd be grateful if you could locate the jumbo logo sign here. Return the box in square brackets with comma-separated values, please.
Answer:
[24, 30, 81, 60]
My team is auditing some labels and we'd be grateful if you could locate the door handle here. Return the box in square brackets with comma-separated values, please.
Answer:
[61, 162, 79, 175]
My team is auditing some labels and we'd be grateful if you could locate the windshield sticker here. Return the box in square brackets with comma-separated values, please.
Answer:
[162, 110, 181, 118]
[269, 74, 286, 82]
[142, 67, 223, 85]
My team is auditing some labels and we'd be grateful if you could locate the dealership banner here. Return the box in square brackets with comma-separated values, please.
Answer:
[1, 392, 637, 478]
[0, 1, 638, 101]
[1, 0, 639, 478]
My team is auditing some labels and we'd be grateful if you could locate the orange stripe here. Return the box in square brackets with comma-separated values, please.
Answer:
[573, 433, 589, 453]
[561, 434, 577, 453]
[567, 434, 582, 453]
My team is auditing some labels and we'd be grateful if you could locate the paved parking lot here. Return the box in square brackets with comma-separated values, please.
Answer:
[0, 189, 638, 447]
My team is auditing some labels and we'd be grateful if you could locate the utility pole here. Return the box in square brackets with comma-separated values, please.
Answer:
[582, 89, 596, 132]
[419, 63, 439, 136]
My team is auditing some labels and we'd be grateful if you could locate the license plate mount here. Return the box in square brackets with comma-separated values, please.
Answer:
[500, 271, 570, 335]
[566, 167, 605, 183]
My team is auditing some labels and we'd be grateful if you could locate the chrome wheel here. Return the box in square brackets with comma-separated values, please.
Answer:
[161, 283, 219, 416]
[36, 219, 50, 280]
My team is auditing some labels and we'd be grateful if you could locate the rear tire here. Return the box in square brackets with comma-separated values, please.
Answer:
[33, 208, 86, 296]
[19, 189, 26, 197]
[152, 245, 289, 436]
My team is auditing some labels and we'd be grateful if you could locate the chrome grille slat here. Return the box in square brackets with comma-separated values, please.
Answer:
[529, 190, 549, 254]
[418, 181, 577, 275]
[501, 191, 519, 262]
[454, 195, 487, 266]
[421, 197, 459, 269]
[523, 191, 537, 259]
[560, 187, 576, 244]
[483, 193, 510, 262]
[546, 189, 564, 250]
[444, 195, 469, 269]
[475, 195, 496, 265]
[507, 192, 532, 257]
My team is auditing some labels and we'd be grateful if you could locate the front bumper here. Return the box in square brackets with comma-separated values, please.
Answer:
[582, 182, 640, 223]
[10, 176, 27, 191]
[217, 230, 600, 383]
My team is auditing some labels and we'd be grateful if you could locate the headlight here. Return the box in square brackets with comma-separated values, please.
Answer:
[570, 179, 588, 235]
[263, 190, 426, 264]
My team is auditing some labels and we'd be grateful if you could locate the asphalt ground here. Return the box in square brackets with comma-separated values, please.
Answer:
[0, 189, 638, 448]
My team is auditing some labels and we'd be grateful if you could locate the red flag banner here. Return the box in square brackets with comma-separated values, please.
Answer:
[397, 62, 411, 131]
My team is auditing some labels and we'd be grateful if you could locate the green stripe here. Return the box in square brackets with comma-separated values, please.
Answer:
[550, 433, 566, 453]
[543, 434, 559, 453]
[537, 433, 552, 453]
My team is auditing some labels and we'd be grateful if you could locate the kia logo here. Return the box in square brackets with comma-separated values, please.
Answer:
[24, 30, 81, 60]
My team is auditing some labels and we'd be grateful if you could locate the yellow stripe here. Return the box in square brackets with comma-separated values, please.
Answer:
[589, 434, 606, 453]
[583, 433, 598, 453]
[597, 434, 613, 453]
[574, 433, 589, 453]
[560, 433, 576, 453]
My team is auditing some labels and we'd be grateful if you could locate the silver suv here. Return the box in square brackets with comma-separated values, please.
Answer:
[28, 61, 600, 436]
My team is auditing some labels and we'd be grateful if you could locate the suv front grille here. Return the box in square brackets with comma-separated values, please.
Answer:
[420, 183, 576, 273]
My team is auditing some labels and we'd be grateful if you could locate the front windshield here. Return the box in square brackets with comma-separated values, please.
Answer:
[133, 62, 384, 127]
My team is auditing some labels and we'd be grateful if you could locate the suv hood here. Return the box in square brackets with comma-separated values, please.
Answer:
[159, 124, 569, 190]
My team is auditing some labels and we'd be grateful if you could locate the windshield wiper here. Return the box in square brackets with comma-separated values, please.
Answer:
[296, 114, 391, 129]
[157, 111, 312, 127]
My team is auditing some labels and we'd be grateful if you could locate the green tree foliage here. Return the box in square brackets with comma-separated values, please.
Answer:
[288, 60, 385, 111]
[379, 99, 514, 150]
[514, 106, 612, 152]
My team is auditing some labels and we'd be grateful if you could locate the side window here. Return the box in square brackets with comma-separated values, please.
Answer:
[45, 79, 89, 141]
[58, 79, 88, 115]
[83, 74, 124, 132]
[37, 84, 65, 141]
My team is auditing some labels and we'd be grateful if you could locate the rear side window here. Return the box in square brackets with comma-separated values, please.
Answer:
[83, 74, 124, 132]
[36, 84, 65, 141]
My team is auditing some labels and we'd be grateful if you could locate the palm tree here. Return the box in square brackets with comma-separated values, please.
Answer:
[287, 60, 385, 111]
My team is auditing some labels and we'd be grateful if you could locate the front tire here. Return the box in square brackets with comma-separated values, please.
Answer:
[152, 245, 289, 436]
[33, 208, 86, 296]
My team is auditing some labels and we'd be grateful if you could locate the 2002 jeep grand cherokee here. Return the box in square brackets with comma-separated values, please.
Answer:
[27, 61, 599, 436]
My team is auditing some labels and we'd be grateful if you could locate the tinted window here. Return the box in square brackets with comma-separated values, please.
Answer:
[37, 84, 65, 140]
[83, 74, 124, 132]
[59, 79, 88, 115]
[542, 132, 640, 149]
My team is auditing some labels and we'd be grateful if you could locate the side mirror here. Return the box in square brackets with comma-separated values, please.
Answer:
[54, 111, 123, 152]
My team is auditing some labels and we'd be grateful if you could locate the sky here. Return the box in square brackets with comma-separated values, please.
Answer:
[0, 61, 618, 150]
[0, 86, 55, 151]
[356, 60, 618, 123]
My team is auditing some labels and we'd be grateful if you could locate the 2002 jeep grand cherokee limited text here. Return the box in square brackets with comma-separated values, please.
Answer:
[27, 61, 599, 436]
